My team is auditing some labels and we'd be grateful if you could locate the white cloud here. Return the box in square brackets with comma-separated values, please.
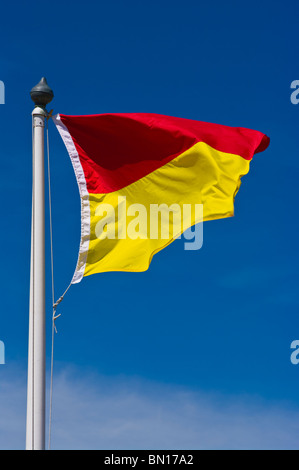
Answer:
[0, 366, 298, 450]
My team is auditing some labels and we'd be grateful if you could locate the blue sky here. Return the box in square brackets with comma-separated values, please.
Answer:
[0, 0, 299, 450]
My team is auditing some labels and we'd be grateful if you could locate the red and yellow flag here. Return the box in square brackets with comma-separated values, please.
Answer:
[53, 113, 270, 283]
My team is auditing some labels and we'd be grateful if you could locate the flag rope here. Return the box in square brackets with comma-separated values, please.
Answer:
[46, 116, 73, 449]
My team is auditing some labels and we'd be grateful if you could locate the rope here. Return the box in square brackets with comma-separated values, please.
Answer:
[46, 115, 73, 450]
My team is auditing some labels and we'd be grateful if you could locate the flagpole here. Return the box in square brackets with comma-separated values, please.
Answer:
[26, 78, 53, 450]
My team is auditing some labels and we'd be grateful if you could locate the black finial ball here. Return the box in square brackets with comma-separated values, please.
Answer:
[30, 77, 54, 107]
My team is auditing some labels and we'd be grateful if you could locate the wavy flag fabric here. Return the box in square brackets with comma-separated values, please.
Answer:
[53, 113, 270, 283]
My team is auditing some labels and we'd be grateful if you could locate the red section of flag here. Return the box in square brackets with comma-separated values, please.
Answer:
[60, 113, 270, 194]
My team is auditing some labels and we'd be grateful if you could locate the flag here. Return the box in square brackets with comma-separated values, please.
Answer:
[53, 113, 270, 283]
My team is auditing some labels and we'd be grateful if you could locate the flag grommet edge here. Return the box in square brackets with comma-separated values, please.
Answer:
[52, 114, 90, 284]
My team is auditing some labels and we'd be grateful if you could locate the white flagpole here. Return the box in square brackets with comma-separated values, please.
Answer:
[26, 78, 53, 450]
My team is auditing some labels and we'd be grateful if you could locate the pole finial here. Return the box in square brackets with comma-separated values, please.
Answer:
[30, 77, 54, 108]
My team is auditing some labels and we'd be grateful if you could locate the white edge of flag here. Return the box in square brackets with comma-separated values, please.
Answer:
[52, 113, 90, 284]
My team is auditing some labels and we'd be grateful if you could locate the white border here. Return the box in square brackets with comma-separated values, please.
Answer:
[52, 114, 90, 284]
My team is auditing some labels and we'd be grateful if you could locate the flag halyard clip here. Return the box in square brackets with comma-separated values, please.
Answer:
[52, 311, 62, 334]
[52, 295, 64, 333]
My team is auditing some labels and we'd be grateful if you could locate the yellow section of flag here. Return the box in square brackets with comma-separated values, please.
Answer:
[85, 142, 250, 276]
